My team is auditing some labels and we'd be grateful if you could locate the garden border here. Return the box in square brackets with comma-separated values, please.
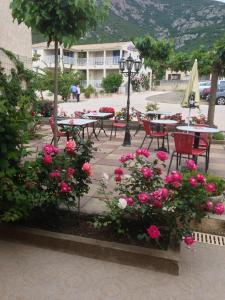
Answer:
[0, 223, 180, 275]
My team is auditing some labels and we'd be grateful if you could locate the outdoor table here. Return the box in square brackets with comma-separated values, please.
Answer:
[57, 118, 98, 140]
[146, 111, 172, 119]
[83, 112, 113, 137]
[176, 125, 219, 167]
[151, 119, 178, 152]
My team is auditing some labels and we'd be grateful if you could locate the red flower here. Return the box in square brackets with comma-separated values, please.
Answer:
[60, 182, 71, 193]
[188, 177, 198, 187]
[82, 162, 93, 176]
[125, 196, 134, 206]
[115, 175, 122, 182]
[156, 151, 169, 161]
[31, 111, 36, 117]
[186, 159, 197, 171]
[114, 168, 124, 176]
[43, 144, 59, 155]
[42, 155, 52, 165]
[49, 170, 61, 179]
[147, 225, 160, 239]
[120, 153, 135, 163]
[204, 200, 213, 212]
[205, 183, 216, 194]
[196, 173, 206, 184]
[183, 235, 195, 247]
[67, 167, 76, 177]
[141, 166, 153, 178]
[138, 192, 149, 204]
[214, 203, 224, 215]
[136, 148, 150, 158]
[65, 140, 76, 153]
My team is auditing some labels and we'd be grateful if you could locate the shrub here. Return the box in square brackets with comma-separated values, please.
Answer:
[205, 174, 225, 196]
[131, 74, 150, 92]
[36, 100, 54, 117]
[145, 102, 159, 112]
[84, 85, 95, 98]
[102, 73, 123, 93]
[116, 107, 136, 120]
[213, 132, 224, 141]
[95, 153, 223, 249]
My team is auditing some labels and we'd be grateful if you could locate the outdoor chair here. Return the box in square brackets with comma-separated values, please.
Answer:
[140, 120, 170, 152]
[134, 110, 145, 136]
[49, 117, 70, 144]
[167, 132, 207, 173]
[110, 117, 126, 140]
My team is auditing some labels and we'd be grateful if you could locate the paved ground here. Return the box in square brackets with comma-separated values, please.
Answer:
[59, 91, 225, 131]
[0, 239, 225, 300]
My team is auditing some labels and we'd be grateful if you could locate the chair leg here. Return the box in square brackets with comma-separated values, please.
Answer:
[157, 138, 159, 149]
[167, 136, 170, 153]
[50, 137, 54, 145]
[110, 126, 113, 140]
[148, 138, 153, 150]
[176, 154, 179, 170]
[140, 135, 146, 147]
[134, 124, 141, 137]
[167, 152, 174, 174]
[115, 127, 117, 138]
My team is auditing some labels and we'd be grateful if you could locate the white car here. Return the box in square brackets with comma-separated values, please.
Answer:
[199, 81, 211, 93]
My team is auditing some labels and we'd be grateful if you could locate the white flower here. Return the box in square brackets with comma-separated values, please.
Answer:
[123, 174, 131, 179]
[118, 198, 127, 209]
[102, 172, 109, 181]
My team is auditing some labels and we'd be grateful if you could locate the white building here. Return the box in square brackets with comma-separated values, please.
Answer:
[32, 41, 148, 90]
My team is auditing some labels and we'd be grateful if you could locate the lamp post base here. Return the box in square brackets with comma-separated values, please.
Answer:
[123, 127, 131, 146]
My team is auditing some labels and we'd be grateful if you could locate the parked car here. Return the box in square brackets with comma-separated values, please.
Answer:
[199, 81, 211, 98]
[206, 88, 225, 105]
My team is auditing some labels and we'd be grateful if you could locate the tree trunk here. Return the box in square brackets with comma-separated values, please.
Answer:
[53, 40, 59, 146]
[208, 67, 219, 127]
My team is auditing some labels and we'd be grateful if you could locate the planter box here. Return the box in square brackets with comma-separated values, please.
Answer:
[0, 223, 180, 275]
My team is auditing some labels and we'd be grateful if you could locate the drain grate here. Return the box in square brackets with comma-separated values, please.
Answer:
[194, 232, 225, 246]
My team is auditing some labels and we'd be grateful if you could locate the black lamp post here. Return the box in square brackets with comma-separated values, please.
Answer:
[119, 55, 142, 146]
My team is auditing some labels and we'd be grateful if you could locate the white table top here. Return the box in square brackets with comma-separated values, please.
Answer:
[176, 125, 219, 133]
[146, 111, 172, 116]
[151, 120, 178, 125]
[58, 118, 97, 126]
[83, 112, 113, 118]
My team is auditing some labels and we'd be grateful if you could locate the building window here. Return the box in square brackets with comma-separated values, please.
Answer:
[168, 74, 181, 81]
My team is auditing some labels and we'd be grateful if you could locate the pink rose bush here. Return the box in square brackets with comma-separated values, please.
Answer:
[97, 154, 224, 249]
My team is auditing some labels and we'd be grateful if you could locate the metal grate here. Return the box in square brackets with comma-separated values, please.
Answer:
[194, 232, 225, 246]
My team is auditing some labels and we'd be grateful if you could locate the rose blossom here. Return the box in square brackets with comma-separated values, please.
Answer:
[156, 151, 169, 161]
[120, 153, 135, 163]
[49, 170, 61, 178]
[136, 148, 150, 158]
[125, 196, 134, 206]
[188, 177, 198, 187]
[147, 225, 161, 239]
[138, 192, 149, 204]
[82, 162, 92, 176]
[205, 183, 216, 194]
[42, 155, 52, 165]
[114, 168, 124, 176]
[43, 144, 59, 155]
[118, 198, 127, 209]
[204, 200, 213, 212]
[183, 235, 195, 247]
[186, 159, 197, 171]
[115, 175, 122, 182]
[65, 140, 76, 153]
[214, 203, 225, 215]
[67, 167, 75, 177]
[196, 173, 206, 184]
[141, 166, 153, 178]
[60, 182, 71, 193]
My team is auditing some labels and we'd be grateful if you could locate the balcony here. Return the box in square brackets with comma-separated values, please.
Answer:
[82, 80, 102, 88]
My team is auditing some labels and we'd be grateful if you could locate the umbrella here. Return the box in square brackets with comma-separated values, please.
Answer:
[181, 59, 200, 125]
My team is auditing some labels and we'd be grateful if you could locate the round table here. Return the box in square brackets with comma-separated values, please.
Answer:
[146, 111, 172, 119]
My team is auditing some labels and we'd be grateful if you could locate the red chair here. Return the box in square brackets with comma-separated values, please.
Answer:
[167, 132, 207, 173]
[110, 117, 126, 140]
[140, 120, 170, 152]
[134, 111, 145, 136]
[49, 117, 69, 144]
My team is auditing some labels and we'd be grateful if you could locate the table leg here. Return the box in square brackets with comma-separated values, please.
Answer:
[97, 119, 108, 137]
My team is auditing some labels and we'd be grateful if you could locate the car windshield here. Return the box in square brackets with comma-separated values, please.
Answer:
[199, 82, 210, 86]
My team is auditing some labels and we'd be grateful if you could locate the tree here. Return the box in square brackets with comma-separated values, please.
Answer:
[134, 35, 173, 84]
[102, 73, 123, 93]
[11, 0, 108, 145]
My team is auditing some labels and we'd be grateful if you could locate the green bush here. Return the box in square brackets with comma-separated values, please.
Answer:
[36, 100, 54, 117]
[102, 73, 123, 93]
[84, 85, 95, 98]
[213, 132, 224, 141]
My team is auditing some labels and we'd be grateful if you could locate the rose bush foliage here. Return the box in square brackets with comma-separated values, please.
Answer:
[95, 150, 224, 248]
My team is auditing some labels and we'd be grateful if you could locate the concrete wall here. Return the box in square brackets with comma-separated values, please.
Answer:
[155, 80, 188, 91]
[0, 0, 32, 69]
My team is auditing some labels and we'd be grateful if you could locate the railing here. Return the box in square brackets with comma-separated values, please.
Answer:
[63, 56, 75, 65]
[76, 58, 87, 66]
[89, 57, 104, 65]
[105, 56, 120, 65]
[81, 80, 102, 88]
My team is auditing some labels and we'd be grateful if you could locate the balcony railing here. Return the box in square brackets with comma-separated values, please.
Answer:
[43, 56, 120, 67]
[82, 80, 102, 88]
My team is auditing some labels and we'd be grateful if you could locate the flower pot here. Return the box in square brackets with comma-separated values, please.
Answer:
[208, 192, 225, 204]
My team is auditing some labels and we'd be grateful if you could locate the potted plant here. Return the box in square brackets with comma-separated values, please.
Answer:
[95, 153, 224, 250]
[205, 174, 225, 204]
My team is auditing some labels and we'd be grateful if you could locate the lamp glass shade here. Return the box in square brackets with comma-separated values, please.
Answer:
[119, 58, 125, 72]
[134, 59, 142, 72]
[126, 55, 134, 71]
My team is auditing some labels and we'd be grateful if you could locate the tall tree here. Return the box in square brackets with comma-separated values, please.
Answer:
[134, 35, 173, 84]
[11, 0, 108, 145]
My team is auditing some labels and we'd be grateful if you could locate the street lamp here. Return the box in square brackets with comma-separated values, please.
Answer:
[119, 55, 142, 146]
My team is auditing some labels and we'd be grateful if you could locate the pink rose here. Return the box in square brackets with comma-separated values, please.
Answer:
[204, 200, 213, 212]
[43, 144, 59, 155]
[115, 175, 122, 182]
[82, 162, 92, 176]
[196, 173, 206, 184]
[125, 196, 134, 206]
[156, 151, 169, 161]
[138, 192, 149, 204]
[171, 171, 182, 182]
[172, 181, 181, 189]
[205, 183, 216, 194]
[214, 203, 225, 215]
[49, 170, 61, 179]
[120, 153, 135, 163]
[114, 168, 124, 176]
[147, 225, 160, 239]
[42, 155, 52, 165]
[67, 167, 75, 177]
[161, 187, 169, 200]
[60, 182, 71, 193]
[183, 235, 195, 247]
[186, 159, 197, 171]
[188, 177, 197, 187]
[141, 166, 153, 178]
[65, 140, 76, 153]
[136, 148, 150, 158]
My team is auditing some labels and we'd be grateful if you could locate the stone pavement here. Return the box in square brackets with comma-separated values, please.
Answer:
[0, 239, 225, 300]
[28, 123, 225, 215]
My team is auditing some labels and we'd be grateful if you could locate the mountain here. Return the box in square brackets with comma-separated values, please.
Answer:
[32, 0, 225, 51]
